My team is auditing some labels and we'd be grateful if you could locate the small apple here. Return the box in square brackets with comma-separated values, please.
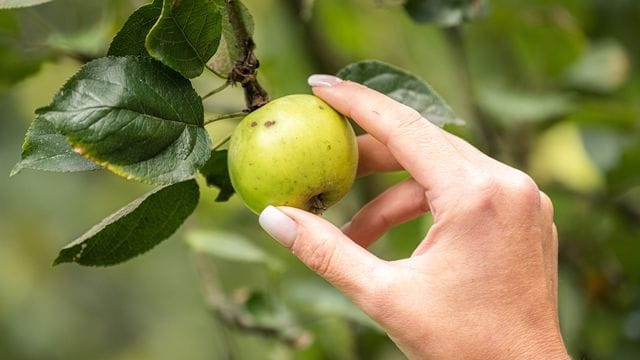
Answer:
[228, 94, 358, 214]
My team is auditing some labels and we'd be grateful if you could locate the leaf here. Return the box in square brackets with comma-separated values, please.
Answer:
[37, 56, 211, 185]
[0, 0, 52, 9]
[563, 40, 630, 93]
[404, 0, 488, 26]
[607, 142, 640, 195]
[579, 126, 623, 172]
[199, 150, 234, 201]
[208, 0, 254, 75]
[107, 0, 163, 57]
[0, 11, 46, 92]
[11, 116, 101, 176]
[146, 0, 222, 78]
[186, 229, 283, 271]
[476, 84, 575, 126]
[229, 289, 309, 347]
[54, 179, 200, 266]
[337, 60, 463, 127]
[283, 279, 382, 331]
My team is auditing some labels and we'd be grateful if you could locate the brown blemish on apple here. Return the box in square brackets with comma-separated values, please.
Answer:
[264, 120, 276, 128]
[318, 105, 325, 110]
[250, 121, 257, 127]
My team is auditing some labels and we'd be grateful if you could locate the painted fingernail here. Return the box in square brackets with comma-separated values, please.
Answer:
[259, 206, 298, 248]
[308, 74, 343, 87]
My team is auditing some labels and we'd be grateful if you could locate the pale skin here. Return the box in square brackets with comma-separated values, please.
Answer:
[258, 74, 570, 359]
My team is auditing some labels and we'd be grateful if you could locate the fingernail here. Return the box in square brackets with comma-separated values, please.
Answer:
[308, 74, 342, 87]
[259, 206, 298, 248]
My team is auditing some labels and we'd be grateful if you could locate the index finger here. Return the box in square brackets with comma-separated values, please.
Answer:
[309, 75, 471, 194]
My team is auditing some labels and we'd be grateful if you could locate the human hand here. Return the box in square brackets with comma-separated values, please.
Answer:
[258, 75, 569, 359]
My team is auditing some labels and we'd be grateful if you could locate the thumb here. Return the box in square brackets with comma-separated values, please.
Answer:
[259, 205, 381, 297]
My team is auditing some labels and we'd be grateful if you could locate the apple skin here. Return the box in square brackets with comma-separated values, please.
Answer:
[228, 94, 358, 214]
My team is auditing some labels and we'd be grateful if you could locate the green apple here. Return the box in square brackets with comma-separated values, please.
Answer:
[228, 94, 358, 214]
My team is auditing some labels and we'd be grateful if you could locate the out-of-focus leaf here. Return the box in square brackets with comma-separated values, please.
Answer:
[498, 4, 587, 80]
[557, 268, 587, 354]
[530, 122, 604, 193]
[477, 84, 575, 126]
[208, 0, 254, 75]
[607, 142, 640, 195]
[579, 126, 624, 172]
[44, 20, 111, 56]
[37, 56, 211, 185]
[0, 11, 45, 91]
[199, 150, 235, 202]
[54, 179, 199, 266]
[618, 187, 640, 223]
[186, 229, 283, 271]
[566, 100, 640, 130]
[228, 289, 310, 348]
[403, 0, 488, 26]
[16, 0, 112, 56]
[463, 2, 586, 86]
[0, 0, 51, 9]
[583, 308, 625, 357]
[337, 60, 463, 127]
[11, 116, 101, 175]
[107, 0, 162, 57]
[283, 279, 381, 331]
[146, 0, 222, 78]
[563, 40, 630, 93]
[0, 43, 43, 91]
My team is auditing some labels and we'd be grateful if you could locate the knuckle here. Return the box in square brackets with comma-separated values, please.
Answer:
[459, 170, 542, 215]
[501, 172, 541, 208]
[460, 172, 500, 209]
[386, 109, 425, 145]
[539, 191, 554, 219]
[301, 237, 338, 278]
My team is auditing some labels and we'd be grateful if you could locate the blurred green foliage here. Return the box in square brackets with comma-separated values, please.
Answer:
[0, 0, 638, 359]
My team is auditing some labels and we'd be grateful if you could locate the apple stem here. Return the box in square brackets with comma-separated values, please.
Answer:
[309, 194, 327, 215]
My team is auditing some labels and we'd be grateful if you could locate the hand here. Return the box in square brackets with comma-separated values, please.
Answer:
[258, 75, 569, 359]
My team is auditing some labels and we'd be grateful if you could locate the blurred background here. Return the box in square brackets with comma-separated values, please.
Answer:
[0, 0, 638, 358]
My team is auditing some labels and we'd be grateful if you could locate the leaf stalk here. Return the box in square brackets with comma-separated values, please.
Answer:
[204, 111, 246, 125]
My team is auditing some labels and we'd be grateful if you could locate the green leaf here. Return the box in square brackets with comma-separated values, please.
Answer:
[54, 179, 200, 266]
[38, 56, 211, 185]
[208, 0, 254, 75]
[563, 40, 630, 93]
[11, 116, 101, 176]
[199, 150, 234, 201]
[337, 60, 463, 127]
[186, 229, 283, 271]
[579, 126, 623, 172]
[0, 0, 52, 9]
[404, 0, 488, 26]
[0, 11, 46, 92]
[146, 0, 222, 78]
[476, 84, 575, 126]
[107, 0, 163, 57]
[283, 279, 381, 331]
[607, 142, 640, 195]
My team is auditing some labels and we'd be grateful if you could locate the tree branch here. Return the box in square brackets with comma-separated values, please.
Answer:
[193, 253, 310, 348]
[444, 26, 501, 157]
[224, 0, 269, 111]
